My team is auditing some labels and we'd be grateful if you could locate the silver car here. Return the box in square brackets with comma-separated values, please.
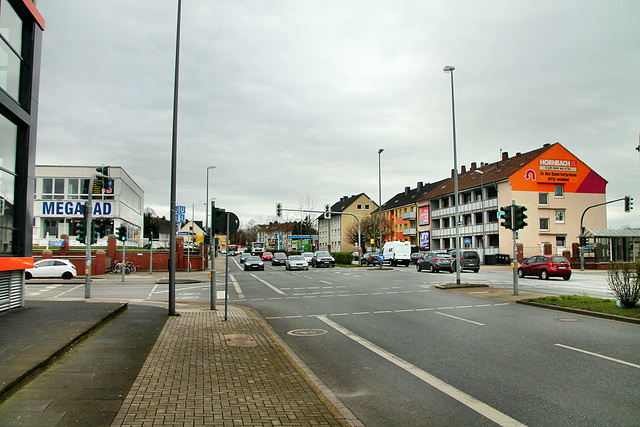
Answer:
[286, 255, 309, 271]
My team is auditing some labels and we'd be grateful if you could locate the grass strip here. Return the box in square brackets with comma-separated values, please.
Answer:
[524, 294, 640, 319]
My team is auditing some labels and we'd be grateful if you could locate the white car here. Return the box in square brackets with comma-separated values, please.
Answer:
[286, 255, 309, 271]
[25, 259, 77, 280]
[301, 252, 314, 263]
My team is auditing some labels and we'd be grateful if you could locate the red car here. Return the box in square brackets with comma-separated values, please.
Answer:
[261, 251, 273, 261]
[518, 255, 571, 280]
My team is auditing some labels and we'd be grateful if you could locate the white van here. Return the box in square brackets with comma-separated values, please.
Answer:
[382, 241, 411, 266]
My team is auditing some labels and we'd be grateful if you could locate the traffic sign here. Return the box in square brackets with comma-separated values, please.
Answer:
[177, 205, 186, 214]
[178, 231, 188, 235]
[464, 238, 471, 245]
[377, 254, 385, 262]
[176, 213, 185, 223]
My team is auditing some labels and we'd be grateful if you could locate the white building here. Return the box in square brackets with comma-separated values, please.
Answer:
[33, 166, 144, 245]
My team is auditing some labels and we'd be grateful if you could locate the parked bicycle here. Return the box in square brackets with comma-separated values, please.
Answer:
[108, 261, 136, 274]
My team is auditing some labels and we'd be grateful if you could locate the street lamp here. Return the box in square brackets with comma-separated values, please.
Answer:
[444, 65, 461, 285]
[474, 169, 485, 262]
[206, 166, 216, 310]
[378, 148, 384, 263]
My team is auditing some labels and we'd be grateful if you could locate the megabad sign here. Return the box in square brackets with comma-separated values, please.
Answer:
[40, 201, 113, 217]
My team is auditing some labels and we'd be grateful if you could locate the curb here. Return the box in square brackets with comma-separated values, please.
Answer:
[0, 302, 128, 401]
[516, 300, 640, 325]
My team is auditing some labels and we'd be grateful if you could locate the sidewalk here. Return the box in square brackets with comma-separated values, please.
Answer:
[0, 268, 357, 426]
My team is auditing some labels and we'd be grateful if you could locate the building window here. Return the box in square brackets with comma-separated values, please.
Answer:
[555, 185, 564, 197]
[556, 236, 566, 247]
[41, 178, 65, 200]
[539, 193, 548, 205]
[357, 204, 362, 210]
[365, 204, 370, 210]
[67, 179, 80, 199]
[0, 1, 24, 102]
[555, 210, 565, 223]
[540, 218, 549, 230]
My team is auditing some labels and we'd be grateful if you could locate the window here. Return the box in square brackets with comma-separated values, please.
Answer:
[539, 193, 548, 205]
[0, 1, 23, 101]
[556, 236, 566, 247]
[540, 218, 549, 230]
[365, 204, 370, 210]
[555, 185, 564, 197]
[67, 179, 80, 199]
[555, 210, 565, 223]
[357, 204, 362, 210]
[41, 178, 65, 200]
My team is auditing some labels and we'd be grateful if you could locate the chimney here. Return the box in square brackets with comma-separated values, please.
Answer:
[451, 168, 456, 178]
[471, 162, 476, 171]
[461, 165, 466, 174]
[417, 182, 423, 190]
[404, 186, 410, 195]
[502, 152, 509, 162]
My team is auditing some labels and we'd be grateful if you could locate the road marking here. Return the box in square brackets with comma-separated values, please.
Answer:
[53, 284, 83, 298]
[250, 274, 286, 295]
[555, 344, 640, 369]
[316, 316, 525, 427]
[229, 274, 244, 299]
[147, 284, 159, 299]
[436, 312, 485, 326]
[321, 280, 333, 285]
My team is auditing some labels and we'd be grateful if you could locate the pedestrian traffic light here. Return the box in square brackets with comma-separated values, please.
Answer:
[76, 222, 86, 244]
[117, 225, 127, 242]
[624, 195, 633, 212]
[579, 235, 587, 246]
[500, 206, 513, 230]
[276, 203, 282, 217]
[90, 222, 98, 245]
[514, 205, 528, 230]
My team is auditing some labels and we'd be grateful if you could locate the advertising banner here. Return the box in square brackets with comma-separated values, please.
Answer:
[419, 231, 430, 249]
[418, 206, 430, 226]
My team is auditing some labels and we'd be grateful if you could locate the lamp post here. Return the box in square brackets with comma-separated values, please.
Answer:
[378, 148, 384, 265]
[206, 165, 216, 310]
[444, 65, 461, 285]
[474, 169, 485, 262]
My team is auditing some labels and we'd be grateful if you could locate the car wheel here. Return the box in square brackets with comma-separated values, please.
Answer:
[430, 264, 437, 273]
[517, 268, 524, 278]
[330, 264, 335, 268]
[416, 264, 421, 272]
[260, 266, 264, 271]
[473, 269, 479, 273]
[244, 266, 248, 271]
[563, 275, 571, 281]
[540, 270, 549, 280]
[25, 272, 32, 280]
[305, 267, 309, 270]
[62, 272, 73, 280]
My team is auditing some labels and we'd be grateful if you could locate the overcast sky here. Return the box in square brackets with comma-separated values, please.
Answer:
[35, 0, 639, 230]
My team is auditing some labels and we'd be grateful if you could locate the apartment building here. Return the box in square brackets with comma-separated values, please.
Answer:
[317, 193, 378, 252]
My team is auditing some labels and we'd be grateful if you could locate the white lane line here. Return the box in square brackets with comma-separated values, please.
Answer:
[250, 274, 286, 295]
[436, 312, 485, 326]
[555, 344, 640, 369]
[316, 316, 525, 427]
[229, 274, 244, 299]
[53, 284, 84, 298]
[321, 280, 333, 285]
[147, 284, 159, 299]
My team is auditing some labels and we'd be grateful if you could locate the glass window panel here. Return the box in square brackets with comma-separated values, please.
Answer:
[0, 1, 23, 53]
[0, 227, 12, 254]
[53, 178, 64, 199]
[555, 185, 564, 197]
[0, 169, 15, 252]
[0, 114, 17, 173]
[0, 38, 21, 100]
[68, 178, 79, 199]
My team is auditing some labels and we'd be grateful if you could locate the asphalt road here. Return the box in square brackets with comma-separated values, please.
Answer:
[27, 261, 639, 426]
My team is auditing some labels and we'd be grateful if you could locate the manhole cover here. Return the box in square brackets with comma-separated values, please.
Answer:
[555, 318, 582, 322]
[287, 329, 328, 336]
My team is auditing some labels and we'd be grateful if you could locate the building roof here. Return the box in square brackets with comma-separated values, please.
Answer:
[375, 180, 447, 213]
[317, 193, 375, 220]
[584, 229, 640, 238]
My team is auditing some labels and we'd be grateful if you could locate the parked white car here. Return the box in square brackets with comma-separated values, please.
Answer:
[25, 259, 77, 280]
[286, 255, 309, 271]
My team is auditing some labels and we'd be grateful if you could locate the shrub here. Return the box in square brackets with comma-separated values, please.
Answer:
[607, 260, 640, 308]
[332, 252, 353, 265]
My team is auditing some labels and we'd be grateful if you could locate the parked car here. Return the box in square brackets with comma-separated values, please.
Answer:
[302, 252, 314, 263]
[286, 255, 309, 270]
[410, 252, 424, 264]
[352, 251, 360, 262]
[25, 259, 77, 280]
[271, 252, 287, 266]
[447, 249, 481, 273]
[240, 252, 251, 263]
[416, 252, 454, 273]
[243, 256, 264, 271]
[518, 255, 571, 280]
[381, 241, 411, 266]
[261, 252, 273, 261]
[360, 252, 381, 266]
[311, 251, 335, 268]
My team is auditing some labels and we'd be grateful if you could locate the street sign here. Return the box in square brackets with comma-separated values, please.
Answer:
[497, 211, 504, 218]
[176, 213, 185, 223]
[464, 238, 471, 245]
[178, 231, 188, 235]
[177, 205, 186, 214]
[378, 254, 385, 262]
[458, 221, 463, 226]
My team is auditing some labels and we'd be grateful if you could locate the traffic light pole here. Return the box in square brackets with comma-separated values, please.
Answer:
[511, 200, 518, 296]
[579, 197, 628, 271]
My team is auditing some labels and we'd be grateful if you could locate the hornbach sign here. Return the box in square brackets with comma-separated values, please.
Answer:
[39, 201, 114, 217]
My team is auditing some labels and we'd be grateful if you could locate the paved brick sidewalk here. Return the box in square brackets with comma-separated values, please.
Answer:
[111, 304, 351, 427]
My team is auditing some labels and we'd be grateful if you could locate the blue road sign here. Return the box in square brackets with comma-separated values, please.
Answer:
[378, 254, 385, 262]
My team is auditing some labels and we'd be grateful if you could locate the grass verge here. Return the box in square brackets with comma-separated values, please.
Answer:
[524, 294, 640, 319]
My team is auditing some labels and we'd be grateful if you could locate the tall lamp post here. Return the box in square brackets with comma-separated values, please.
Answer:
[444, 65, 461, 285]
[474, 169, 485, 262]
[378, 148, 384, 262]
[206, 166, 216, 310]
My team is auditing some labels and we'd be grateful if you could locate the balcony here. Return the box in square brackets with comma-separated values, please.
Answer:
[402, 211, 417, 221]
[402, 228, 417, 237]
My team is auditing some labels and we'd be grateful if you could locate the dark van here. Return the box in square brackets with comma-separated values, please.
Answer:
[448, 250, 481, 273]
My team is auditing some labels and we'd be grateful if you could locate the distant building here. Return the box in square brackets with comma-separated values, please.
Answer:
[317, 193, 378, 252]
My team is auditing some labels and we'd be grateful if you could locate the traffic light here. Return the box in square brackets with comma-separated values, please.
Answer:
[624, 195, 633, 212]
[324, 204, 331, 219]
[116, 225, 127, 242]
[579, 235, 587, 246]
[204, 235, 210, 245]
[76, 222, 86, 243]
[90, 222, 98, 245]
[500, 206, 513, 230]
[276, 203, 282, 217]
[514, 205, 528, 230]
[95, 166, 110, 191]
[212, 207, 226, 233]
